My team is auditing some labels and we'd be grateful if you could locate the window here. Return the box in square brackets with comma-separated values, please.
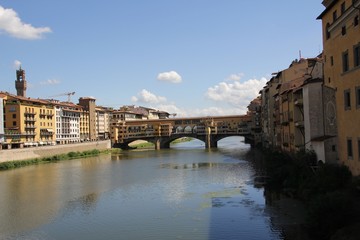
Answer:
[344, 89, 351, 110]
[354, 43, 360, 67]
[356, 87, 360, 108]
[326, 23, 331, 39]
[342, 25, 347, 35]
[343, 50, 349, 72]
[347, 138, 353, 159]
[355, 15, 359, 26]
[358, 139, 360, 160]
[330, 56, 334, 66]
[12, 121, 16, 126]
[341, 2, 346, 14]
[12, 114, 16, 118]
[333, 10, 338, 22]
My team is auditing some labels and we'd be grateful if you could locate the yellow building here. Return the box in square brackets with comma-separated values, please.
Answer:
[2, 93, 56, 148]
[276, 58, 314, 153]
[78, 97, 97, 141]
[261, 55, 338, 164]
[318, 0, 360, 174]
[80, 107, 90, 141]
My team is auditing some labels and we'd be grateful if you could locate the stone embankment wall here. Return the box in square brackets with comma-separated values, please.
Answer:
[0, 140, 111, 163]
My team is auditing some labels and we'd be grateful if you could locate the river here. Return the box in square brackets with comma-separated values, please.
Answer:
[0, 137, 303, 240]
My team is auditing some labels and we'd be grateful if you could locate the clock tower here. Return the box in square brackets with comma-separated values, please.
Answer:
[15, 66, 27, 97]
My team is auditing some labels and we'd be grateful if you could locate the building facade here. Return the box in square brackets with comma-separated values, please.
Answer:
[318, 0, 360, 174]
[0, 96, 4, 147]
[78, 97, 97, 141]
[54, 101, 81, 144]
[2, 93, 56, 148]
[80, 108, 90, 141]
[95, 106, 112, 140]
[15, 67, 27, 97]
[260, 56, 338, 164]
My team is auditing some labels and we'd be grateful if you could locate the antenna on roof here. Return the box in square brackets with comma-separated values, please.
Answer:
[299, 50, 302, 59]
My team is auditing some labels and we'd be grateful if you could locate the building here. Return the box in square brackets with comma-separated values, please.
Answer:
[317, 0, 360, 174]
[119, 105, 170, 119]
[53, 101, 81, 144]
[15, 67, 27, 97]
[1, 93, 56, 148]
[247, 97, 262, 146]
[260, 56, 337, 163]
[0, 95, 5, 148]
[78, 97, 97, 141]
[95, 106, 112, 140]
[80, 107, 90, 141]
[261, 76, 280, 149]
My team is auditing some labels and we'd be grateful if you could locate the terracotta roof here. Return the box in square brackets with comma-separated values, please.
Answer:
[4, 92, 52, 105]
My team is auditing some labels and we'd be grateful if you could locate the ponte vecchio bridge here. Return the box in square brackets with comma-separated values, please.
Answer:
[111, 115, 256, 149]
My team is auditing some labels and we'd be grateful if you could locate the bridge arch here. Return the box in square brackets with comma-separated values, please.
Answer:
[160, 134, 207, 149]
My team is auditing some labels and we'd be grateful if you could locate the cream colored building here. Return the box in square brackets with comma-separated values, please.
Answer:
[95, 106, 112, 140]
[318, 0, 360, 174]
[53, 101, 81, 144]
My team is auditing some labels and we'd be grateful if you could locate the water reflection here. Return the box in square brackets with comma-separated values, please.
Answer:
[0, 137, 288, 240]
[160, 162, 224, 170]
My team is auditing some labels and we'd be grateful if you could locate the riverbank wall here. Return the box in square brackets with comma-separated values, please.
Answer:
[0, 140, 111, 163]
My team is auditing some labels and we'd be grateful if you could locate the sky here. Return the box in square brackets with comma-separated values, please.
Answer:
[0, 1, 325, 117]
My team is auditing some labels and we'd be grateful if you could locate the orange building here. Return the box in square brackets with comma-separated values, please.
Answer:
[318, 0, 360, 174]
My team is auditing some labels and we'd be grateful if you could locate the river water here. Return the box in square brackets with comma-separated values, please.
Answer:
[0, 137, 300, 240]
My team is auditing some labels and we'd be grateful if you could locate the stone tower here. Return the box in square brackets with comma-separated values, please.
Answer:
[78, 97, 97, 141]
[15, 66, 27, 97]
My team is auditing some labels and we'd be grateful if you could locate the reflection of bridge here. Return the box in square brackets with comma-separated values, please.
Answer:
[111, 115, 255, 149]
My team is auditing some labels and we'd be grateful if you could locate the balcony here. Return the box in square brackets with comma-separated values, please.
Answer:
[24, 112, 37, 116]
[40, 132, 54, 136]
[24, 118, 36, 122]
[40, 113, 54, 117]
[23, 132, 36, 136]
[4, 131, 21, 136]
[25, 125, 36, 129]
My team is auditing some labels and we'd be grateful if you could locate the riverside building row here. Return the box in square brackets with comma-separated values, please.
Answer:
[250, 0, 360, 175]
[0, 67, 170, 150]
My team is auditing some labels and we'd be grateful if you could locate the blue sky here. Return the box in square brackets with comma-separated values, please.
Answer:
[0, 1, 324, 116]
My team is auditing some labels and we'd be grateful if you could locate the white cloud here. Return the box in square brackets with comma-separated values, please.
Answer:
[0, 6, 52, 39]
[13, 60, 21, 69]
[40, 79, 61, 85]
[226, 73, 244, 81]
[129, 76, 267, 118]
[157, 71, 182, 83]
[131, 89, 167, 104]
[205, 77, 267, 112]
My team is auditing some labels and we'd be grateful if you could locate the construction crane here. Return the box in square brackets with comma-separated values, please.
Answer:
[49, 92, 75, 102]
